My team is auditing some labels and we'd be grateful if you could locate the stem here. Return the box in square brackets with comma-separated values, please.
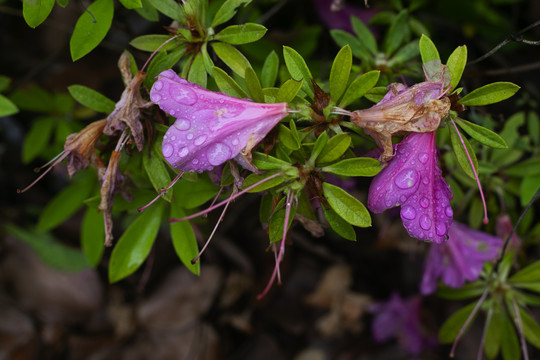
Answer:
[202, 186, 224, 219]
[141, 35, 181, 73]
[138, 171, 184, 212]
[477, 307, 493, 360]
[169, 171, 285, 223]
[17, 151, 69, 193]
[451, 119, 488, 224]
[511, 297, 530, 360]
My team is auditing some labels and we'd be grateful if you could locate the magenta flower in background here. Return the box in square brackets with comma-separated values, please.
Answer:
[368, 131, 453, 243]
[150, 70, 289, 172]
[313, 0, 377, 32]
[420, 222, 503, 295]
[370, 292, 432, 355]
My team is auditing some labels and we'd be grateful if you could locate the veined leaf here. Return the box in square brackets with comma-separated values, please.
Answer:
[70, 0, 114, 61]
[447, 45, 467, 90]
[130, 34, 177, 52]
[170, 201, 199, 275]
[68, 84, 115, 113]
[459, 82, 520, 106]
[211, 42, 251, 76]
[317, 133, 351, 164]
[419, 34, 440, 63]
[329, 45, 352, 102]
[322, 158, 381, 177]
[351, 16, 376, 54]
[449, 122, 479, 180]
[146, 0, 184, 22]
[322, 182, 371, 227]
[283, 46, 314, 98]
[244, 66, 264, 102]
[143, 143, 173, 202]
[214, 23, 267, 45]
[211, 66, 248, 98]
[455, 118, 507, 149]
[339, 70, 380, 108]
[261, 51, 279, 88]
[276, 79, 303, 103]
[211, 0, 251, 27]
[323, 207, 356, 241]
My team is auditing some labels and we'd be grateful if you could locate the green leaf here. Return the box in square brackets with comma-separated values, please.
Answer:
[322, 182, 371, 227]
[173, 176, 219, 209]
[119, 0, 141, 9]
[201, 42, 215, 75]
[23, 0, 55, 28]
[351, 16, 376, 54]
[521, 175, 540, 206]
[81, 207, 105, 266]
[447, 45, 467, 90]
[10, 84, 55, 112]
[278, 124, 300, 150]
[317, 133, 351, 164]
[528, 112, 540, 145]
[211, 0, 251, 27]
[211, 42, 251, 77]
[269, 198, 296, 243]
[0, 94, 19, 117]
[6, 224, 91, 272]
[37, 173, 95, 231]
[459, 82, 520, 106]
[70, 0, 114, 61]
[252, 152, 292, 170]
[187, 52, 207, 87]
[276, 79, 303, 103]
[214, 23, 267, 45]
[242, 170, 286, 193]
[436, 282, 485, 300]
[309, 131, 328, 164]
[439, 302, 477, 343]
[419, 34, 440, 63]
[143, 143, 173, 202]
[339, 70, 380, 108]
[145, 46, 185, 88]
[109, 202, 164, 283]
[504, 157, 540, 177]
[244, 66, 264, 102]
[519, 308, 540, 349]
[364, 86, 387, 103]
[57, 0, 69, 8]
[146, 0, 184, 22]
[283, 46, 314, 98]
[135, 0, 159, 21]
[211, 66, 248, 98]
[130, 34, 176, 52]
[322, 158, 381, 177]
[383, 10, 408, 56]
[170, 200, 199, 275]
[484, 309, 502, 359]
[329, 30, 371, 65]
[261, 51, 279, 88]
[509, 260, 540, 284]
[68, 84, 115, 113]
[22, 116, 55, 163]
[323, 207, 356, 241]
[0, 75, 11, 93]
[501, 312, 521, 360]
[449, 122, 479, 180]
[329, 45, 352, 102]
[387, 40, 420, 67]
[455, 118, 507, 149]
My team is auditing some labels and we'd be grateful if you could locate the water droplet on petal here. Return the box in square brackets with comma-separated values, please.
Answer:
[419, 215, 432, 230]
[418, 152, 429, 164]
[169, 109, 175, 116]
[174, 119, 191, 131]
[232, 138, 239, 146]
[445, 206, 453, 217]
[151, 93, 162, 102]
[400, 195, 407, 202]
[154, 81, 163, 91]
[192, 159, 199, 165]
[420, 197, 429, 208]
[394, 169, 419, 189]
[207, 143, 232, 166]
[171, 136, 176, 141]
[178, 147, 188, 158]
[171, 86, 197, 105]
[162, 144, 173, 157]
[401, 205, 417, 220]
[187, 133, 194, 140]
[436, 223, 447, 236]
[422, 177, 429, 185]
[194, 135, 207, 146]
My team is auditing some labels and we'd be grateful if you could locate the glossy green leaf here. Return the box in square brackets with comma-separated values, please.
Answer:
[283, 46, 314, 98]
[449, 122, 479, 180]
[252, 152, 292, 170]
[447, 45, 467, 90]
[201, 42, 214, 75]
[170, 200, 199, 275]
[439, 302, 477, 343]
[383, 10, 408, 56]
[174, 177, 219, 209]
[81, 207, 105, 266]
[351, 16, 376, 54]
[329, 45, 352, 102]
[130, 34, 176, 52]
[22, 116, 55, 163]
[68, 84, 115, 113]
[118, 0, 141, 9]
[278, 124, 301, 150]
[23, 0, 55, 28]
[57, 0, 69, 7]
[276, 79, 303, 103]
[70, 0, 114, 61]
[37, 173, 95, 232]
[0, 94, 19, 117]
[339, 70, 380, 108]
[322, 182, 371, 227]
[455, 118, 507, 149]
[109, 202, 164, 283]
[135, 0, 159, 21]
[143, 143, 173, 202]
[309, 131, 328, 164]
[322, 158, 381, 177]
[211, 42, 251, 76]
[6, 224, 91, 272]
[244, 66, 264, 102]
[187, 52, 207, 87]
[459, 82, 520, 106]
[519, 308, 540, 349]
[211, 66, 248, 98]
[242, 170, 286, 193]
[317, 133, 351, 164]
[419, 34, 440, 63]
[364, 86, 387, 103]
[211, 0, 251, 27]
[145, 46, 185, 88]
[146, 0, 184, 22]
[330, 30, 371, 64]
[521, 175, 540, 206]
[214, 23, 267, 45]
[261, 51, 279, 88]
[323, 207, 356, 241]
[504, 157, 540, 177]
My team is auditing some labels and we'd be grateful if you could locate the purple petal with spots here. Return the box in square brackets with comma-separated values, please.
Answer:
[368, 132, 453, 243]
[421, 222, 503, 295]
[150, 70, 289, 172]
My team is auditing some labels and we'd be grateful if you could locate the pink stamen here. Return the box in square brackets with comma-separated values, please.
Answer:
[450, 119, 489, 224]
[17, 151, 69, 194]
[138, 171, 184, 212]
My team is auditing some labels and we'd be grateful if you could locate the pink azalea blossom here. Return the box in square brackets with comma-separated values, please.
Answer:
[368, 131, 453, 243]
[150, 70, 289, 172]
[420, 222, 503, 295]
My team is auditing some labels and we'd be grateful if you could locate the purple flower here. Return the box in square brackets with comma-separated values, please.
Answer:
[370, 292, 432, 355]
[420, 222, 503, 295]
[313, 0, 377, 32]
[150, 70, 289, 172]
[368, 131, 453, 243]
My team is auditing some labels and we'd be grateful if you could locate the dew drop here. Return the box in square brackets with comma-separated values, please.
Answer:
[151, 93, 162, 102]
[445, 206, 453, 217]
[207, 143, 232, 166]
[400, 195, 407, 202]
[154, 81, 163, 91]
[401, 205, 417, 220]
[187, 133, 194, 140]
[418, 152, 429, 164]
[420, 197, 429, 208]
[178, 147, 189, 158]
[422, 177, 429, 185]
[232, 138, 239, 146]
[171, 136, 176, 141]
[419, 215, 432, 230]
[162, 143, 173, 157]
[169, 109, 175, 116]
[393, 169, 419, 190]
[171, 86, 197, 105]
[194, 135, 207, 146]
[435, 223, 447, 236]
[192, 159, 199, 165]
[174, 119, 191, 131]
